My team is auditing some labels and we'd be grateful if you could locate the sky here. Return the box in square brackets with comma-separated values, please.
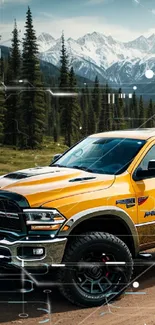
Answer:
[1, 0, 155, 43]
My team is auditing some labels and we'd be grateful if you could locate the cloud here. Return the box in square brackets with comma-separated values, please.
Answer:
[86, 0, 114, 5]
[1, 0, 31, 4]
[0, 14, 152, 43]
[33, 15, 142, 41]
[87, 0, 106, 4]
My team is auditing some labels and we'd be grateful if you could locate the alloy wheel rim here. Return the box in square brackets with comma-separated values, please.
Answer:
[74, 251, 126, 296]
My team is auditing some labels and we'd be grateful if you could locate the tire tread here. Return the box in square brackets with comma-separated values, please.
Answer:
[58, 232, 133, 307]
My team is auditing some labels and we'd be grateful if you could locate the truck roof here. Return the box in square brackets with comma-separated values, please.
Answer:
[90, 128, 155, 140]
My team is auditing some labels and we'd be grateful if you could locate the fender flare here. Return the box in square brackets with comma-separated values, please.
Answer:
[58, 206, 139, 255]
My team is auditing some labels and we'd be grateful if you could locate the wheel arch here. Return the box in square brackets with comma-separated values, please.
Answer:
[58, 206, 139, 257]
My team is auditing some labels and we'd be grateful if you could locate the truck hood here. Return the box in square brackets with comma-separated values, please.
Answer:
[0, 166, 115, 207]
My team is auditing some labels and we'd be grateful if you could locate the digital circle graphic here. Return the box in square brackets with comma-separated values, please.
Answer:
[19, 313, 29, 318]
[43, 289, 52, 294]
[133, 281, 139, 288]
[145, 69, 154, 79]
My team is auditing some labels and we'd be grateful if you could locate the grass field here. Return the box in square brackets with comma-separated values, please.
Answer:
[0, 137, 68, 175]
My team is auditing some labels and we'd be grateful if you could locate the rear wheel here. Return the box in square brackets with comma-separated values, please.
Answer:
[58, 232, 133, 307]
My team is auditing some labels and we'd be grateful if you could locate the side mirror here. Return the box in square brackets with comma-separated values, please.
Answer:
[148, 160, 155, 170]
[134, 160, 155, 180]
[51, 153, 62, 164]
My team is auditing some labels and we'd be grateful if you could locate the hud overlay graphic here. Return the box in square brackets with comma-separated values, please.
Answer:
[0, 0, 155, 324]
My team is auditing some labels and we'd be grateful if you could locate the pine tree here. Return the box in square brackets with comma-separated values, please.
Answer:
[132, 91, 139, 128]
[4, 20, 21, 146]
[21, 6, 46, 148]
[45, 91, 52, 136]
[0, 56, 4, 80]
[59, 32, 70, 145]
[86, 85, 96, 135]
[115, 88, 126, 130]
[87, 105, 96, 135]
[98, 83, 109, 132]
[112, 92, 118, 130]
[53, 97, 60, 142]
[139, 95, 145, 128]
[124, 96, 131, 129]
[146, 99, 155, 127]
[10, 20, 21, 79]
[92, 76, 101, 128]
[0, 58, 5, 143]
[59, 32, 69, 90]
[68, 67, 82, 145]
[128, 94, 134, 128]
[107, 87, 113, 131]
[80, 87, 88, 136]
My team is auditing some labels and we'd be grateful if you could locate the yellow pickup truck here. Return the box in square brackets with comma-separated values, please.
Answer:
[0, 128, 155, 307]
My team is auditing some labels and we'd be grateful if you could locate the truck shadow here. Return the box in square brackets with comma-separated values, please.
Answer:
[0, 252, 154, 323]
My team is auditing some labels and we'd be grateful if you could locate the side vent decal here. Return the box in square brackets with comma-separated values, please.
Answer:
[116, 198, 135, 208]
[69, 177, 96, 182]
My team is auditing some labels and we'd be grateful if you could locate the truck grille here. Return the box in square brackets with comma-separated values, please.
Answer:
[0, 198, 23, 232]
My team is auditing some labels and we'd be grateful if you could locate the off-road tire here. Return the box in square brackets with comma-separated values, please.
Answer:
[58, 232, 133, 307]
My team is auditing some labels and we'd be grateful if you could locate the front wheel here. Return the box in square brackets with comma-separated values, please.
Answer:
[58, 232, 133, 307]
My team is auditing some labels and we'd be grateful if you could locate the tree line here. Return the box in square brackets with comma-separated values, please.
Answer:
[0, 7, 154, 149]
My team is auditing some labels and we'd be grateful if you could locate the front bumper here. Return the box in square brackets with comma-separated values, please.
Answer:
[0, 236, 67, 267]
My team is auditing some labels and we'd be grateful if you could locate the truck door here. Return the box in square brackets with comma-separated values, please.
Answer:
[131, 141, 155, 250]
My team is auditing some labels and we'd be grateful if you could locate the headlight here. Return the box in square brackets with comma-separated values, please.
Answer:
[23, 208, 66, 231]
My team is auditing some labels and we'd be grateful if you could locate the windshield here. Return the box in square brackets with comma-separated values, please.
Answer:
[51, 137, 146, 175]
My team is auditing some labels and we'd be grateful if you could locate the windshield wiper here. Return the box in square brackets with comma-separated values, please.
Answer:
[50, 164, 66, 167]
[71, 165, 93, 173]
[51, 164, 93, 173]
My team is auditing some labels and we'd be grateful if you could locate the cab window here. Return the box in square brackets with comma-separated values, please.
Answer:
[138, 145, 155, 171]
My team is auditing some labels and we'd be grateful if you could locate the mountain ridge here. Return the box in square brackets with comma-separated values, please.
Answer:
[1, 31, 155, 88]
[37, 31, 155, 84]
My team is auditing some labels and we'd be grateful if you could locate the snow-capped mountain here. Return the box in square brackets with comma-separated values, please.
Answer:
[38, 31, 147, 69]
[2, 31, 155, 85]
[38, 32, 56, 52]
[37, 31, 155, 84]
